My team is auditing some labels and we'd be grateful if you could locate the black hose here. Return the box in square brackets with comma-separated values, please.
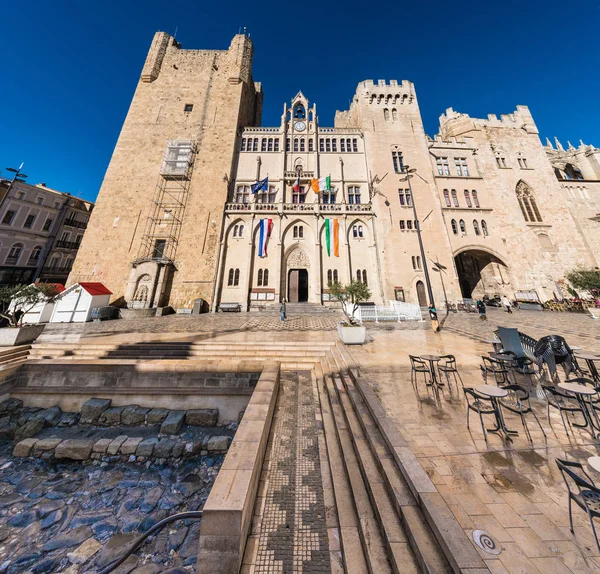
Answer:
[98, 511, 203, 574]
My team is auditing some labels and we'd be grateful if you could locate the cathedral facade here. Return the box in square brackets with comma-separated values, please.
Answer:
[68, 32, 600, 311]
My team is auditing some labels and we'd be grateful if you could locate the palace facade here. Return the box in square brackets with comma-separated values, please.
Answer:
[68, 32, 600, 310]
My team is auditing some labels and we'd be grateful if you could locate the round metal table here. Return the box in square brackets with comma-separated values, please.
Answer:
[575, 353, 600, 383]
[485, 338, 503, 353]
[558, 382, 600, 438]
[473, 384, 517, 440]
[588, 456, 600, 473]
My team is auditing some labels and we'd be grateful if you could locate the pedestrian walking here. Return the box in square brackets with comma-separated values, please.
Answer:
[280, 298, 286, 321]
[501, 295, 512, 314]
[476, 299, 487, 320]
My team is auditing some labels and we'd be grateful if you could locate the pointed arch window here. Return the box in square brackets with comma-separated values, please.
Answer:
[481, 220, 488, 236]
[257, 269, 263, 286]
[516, 182, 543, 222]
[443, 190, 451, 207]
[384, 109, 390, 121]
[459, 219, 466, 234]
[451, 219, 458, 234]
[472, 190, 479, 208]
[473, 220, 480, 235]
[392, 108, 398, 121]
[464, 190, 472, 208]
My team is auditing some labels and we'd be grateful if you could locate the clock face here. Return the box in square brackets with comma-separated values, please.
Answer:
[294, 121, 306, 132]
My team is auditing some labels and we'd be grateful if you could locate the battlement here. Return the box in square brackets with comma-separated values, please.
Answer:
[427, 134, 474, 149]
[439, 105, 538, 138]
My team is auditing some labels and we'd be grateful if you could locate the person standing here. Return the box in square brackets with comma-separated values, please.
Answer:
[280, 298, 286, 321]
[501, 295, 512, 314]
[476, 299, 487, 320]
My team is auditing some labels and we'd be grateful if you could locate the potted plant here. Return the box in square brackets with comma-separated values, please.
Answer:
[328, 280, 371, 344]
[0, 283, 62, 346]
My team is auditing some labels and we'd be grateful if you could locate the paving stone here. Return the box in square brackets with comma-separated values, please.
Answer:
[131, 564, 162, 574]
[30, 556, 60, 573]
[176, 474, 203, 497]
[207, 435, 230, 451]
[32, 437, 61, 455]
[91, 516, 118, 541]
[14, 417, 45, 442]
[80, 398, 111, 424]
[43, 526, 92, 551]
[16, 476, 43, 494]
[120, 437, 143, 455]
[185, 408, 218, 427]
[99, 406, 125, 425]
[168, 526, 188, 551]
[107, 435, 128, 455]
[135, 437, 157, 457]
[0, 420, 17, 440]
[172, 440, 185, 457]
[93, 438, 112, 453]
[41, 508, 65, 529]
[69, 510, 112, 528]
[55, 439, 95, 460]
[58, 412, 79, 427]
[153, 439, 175, 458]
[139, 486, 163, 513]
[7, 509, 37, 527]
[66, 536, 102, 564]
[13, 438, 38, 457]
[121, 406, 150, 426]
[147, 408, 170, 425]
[111, 555, 138, 574]
[36, 500, 65, 518]
[160, 410, 185, 434]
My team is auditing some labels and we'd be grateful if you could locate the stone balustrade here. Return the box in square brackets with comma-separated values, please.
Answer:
[224, 202, 374, 215]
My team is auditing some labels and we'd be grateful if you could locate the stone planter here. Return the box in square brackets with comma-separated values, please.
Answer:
[0, 324, 46, 346]
[337, 323, 366, 345]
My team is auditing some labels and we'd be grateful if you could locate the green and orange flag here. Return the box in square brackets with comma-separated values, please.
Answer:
[324, 218, 339, 257]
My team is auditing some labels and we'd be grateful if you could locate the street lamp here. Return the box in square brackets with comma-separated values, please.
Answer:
[1, 163, 28, 207]
[399, 166, 439, 332]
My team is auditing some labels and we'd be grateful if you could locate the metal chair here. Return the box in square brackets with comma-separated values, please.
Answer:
[480, 356, 510, 386]
[556, 459, 600, 552]
[499, 384, 546, 442]
[496, 327, 538, 376]
[541, 385, 584, 436]
[464, 388, 497, 446]
[409, 355, 430, 396]
[437, 354, 464, 392]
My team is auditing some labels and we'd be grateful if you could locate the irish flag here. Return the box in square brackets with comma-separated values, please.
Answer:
[324, 218, 339, 257]
[311, 176, 331, 193]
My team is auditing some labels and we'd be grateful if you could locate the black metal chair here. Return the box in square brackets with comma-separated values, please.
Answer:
[541, 385, 584, 436]
[409, 355, 430, 396]
[556, 459, 600, 552]
[496, 327, 538, 377]
[464, 388, 497, 446]
[499, 384, 546, 442]
[535, 335, 576, 378]
[480, 356, 510, 386]
[437, 354, 463, 393]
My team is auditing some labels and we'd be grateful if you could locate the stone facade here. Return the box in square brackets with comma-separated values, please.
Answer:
[69, 32, 599, 309]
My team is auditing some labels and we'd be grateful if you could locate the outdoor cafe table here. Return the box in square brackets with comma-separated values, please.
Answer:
[489, 352, 518, 383]
[558, 382, 600, 439]
[420, 354, 442, 386]
[485, 338, 503, 353]
[588, 456, 600, 474]
[575, 352, 600, 383]
[473, 384, 518, 441]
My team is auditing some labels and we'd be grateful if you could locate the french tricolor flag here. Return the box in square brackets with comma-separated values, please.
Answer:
[258, 218, 273, 258]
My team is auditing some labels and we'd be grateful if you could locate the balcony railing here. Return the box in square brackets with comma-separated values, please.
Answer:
[64, 218, 87, 229]
[56, 240, 81, 250]
[284, 171, 315, 179]
[224, 202, 374, 215]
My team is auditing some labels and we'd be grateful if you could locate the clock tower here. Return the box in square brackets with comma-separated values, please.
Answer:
[283, 92, 318, 177]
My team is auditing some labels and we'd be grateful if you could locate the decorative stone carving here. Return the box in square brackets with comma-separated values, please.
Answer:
[286, 247, 309, 269]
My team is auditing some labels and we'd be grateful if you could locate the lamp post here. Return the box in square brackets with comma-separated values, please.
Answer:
[1, 163, 28, 208]
[400, 167, 439, 332]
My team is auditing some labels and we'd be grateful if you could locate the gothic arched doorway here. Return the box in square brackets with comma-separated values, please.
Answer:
[416, 281, 427, 306]
[454, 249, 509, 299]
[285, 246, 310, 303]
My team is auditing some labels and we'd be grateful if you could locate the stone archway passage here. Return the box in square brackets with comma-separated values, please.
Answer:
[454, 249, 509, 299]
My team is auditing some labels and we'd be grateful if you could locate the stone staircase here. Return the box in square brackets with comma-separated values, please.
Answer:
[315, 345, 487, 573]
[0, 345, 30, 370]
[254, 302, 339, 315]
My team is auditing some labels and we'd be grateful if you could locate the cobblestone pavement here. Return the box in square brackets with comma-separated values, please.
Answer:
[246, 371, 330, 573]
[0, 443, 222, 573]
[442, 307, 600, 350]
[347, 324, 600, 573]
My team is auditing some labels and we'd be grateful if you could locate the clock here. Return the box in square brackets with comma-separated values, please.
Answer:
[294, 121, 306, 132]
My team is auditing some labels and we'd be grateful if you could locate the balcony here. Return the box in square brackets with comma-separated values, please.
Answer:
[224, 202, 374, 215]
[284, 171, 315, 179]
[56, 240, 80, 250]
[64, 218, 87, 230]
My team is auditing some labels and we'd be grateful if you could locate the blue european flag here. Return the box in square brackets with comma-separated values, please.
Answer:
[251, 177, 268, 194]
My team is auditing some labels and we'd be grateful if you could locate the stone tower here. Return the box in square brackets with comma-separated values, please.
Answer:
[69, 32, 262, 308]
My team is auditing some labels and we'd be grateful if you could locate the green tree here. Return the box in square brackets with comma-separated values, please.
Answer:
[328, 280, 372, 325]
[0, 283, 62, 326]
[565, 268, 600, 296]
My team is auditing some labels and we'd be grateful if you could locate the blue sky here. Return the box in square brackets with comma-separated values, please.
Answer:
[2, 0, 599, 201]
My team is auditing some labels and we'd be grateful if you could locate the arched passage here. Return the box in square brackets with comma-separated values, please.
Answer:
[454, 248, 509, 299]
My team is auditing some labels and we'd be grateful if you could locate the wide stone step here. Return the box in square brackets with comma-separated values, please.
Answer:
[339, 372, 451, 574]
[28, 350, 329, 361]
[323, 371, 393, 573]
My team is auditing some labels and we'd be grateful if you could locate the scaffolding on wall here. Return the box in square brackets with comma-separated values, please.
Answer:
[135, 140, 196, 264]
